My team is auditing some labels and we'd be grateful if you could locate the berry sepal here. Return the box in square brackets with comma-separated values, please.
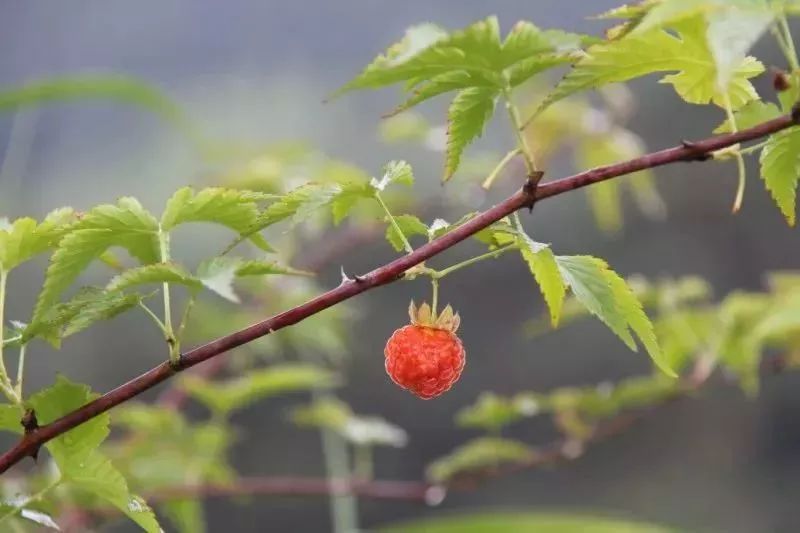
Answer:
[408, 301, 461, 333]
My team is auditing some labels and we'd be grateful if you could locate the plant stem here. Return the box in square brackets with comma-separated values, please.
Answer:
[14, 344, 26, 398]
[482, 148, 521, 190]
[0, 270, 18, 404]
[375, 192, 413, 254]
[722, 91, 747, 213]
[176, 294, 197, 345]
[738, 140, 769, 156]
[314, 390, 359, 533]
[354, 446, 373, 481]
[779, 14, 800, 71]
[431, 278, 439, 316]
[502, 86, 537, 175]
[434, 244, 517, 279]
[158, 226, 178, 363]
[138, 302, 167, 332]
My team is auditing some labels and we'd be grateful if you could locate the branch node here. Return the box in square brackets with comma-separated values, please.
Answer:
[522, 171, 543, 211]
[168, 354, 184, 371]
[20, 409, 41, 462]
[680, 140, 711, 161]
[791, 102, 800, 124]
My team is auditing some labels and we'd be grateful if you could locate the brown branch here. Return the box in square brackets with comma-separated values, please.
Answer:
[1, 109, 797, 475]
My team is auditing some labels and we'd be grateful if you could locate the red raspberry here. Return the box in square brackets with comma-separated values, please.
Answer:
[384, 302, 465, 399]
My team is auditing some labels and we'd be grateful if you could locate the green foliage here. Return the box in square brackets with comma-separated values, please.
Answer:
[456, 392, 541, 433]
[180, 364, 338, 415]
[334, 16, 586, 178]
[555, 256, 674, 377]
[386, 214, 429, 251]
[0, 74, 203, 147]
[382, 511, 675, 533]
[161, 187, 275, 251]
[537, 15, 763, 115]
[518, 238, 566, 327]
[427, 437, 536, 482]
[291, 398, 408, 448]
[0, 208, 76, 272]
[32, 198, 160, 327]
[29, 376, 161, 532]
[759, 129, 800, 225]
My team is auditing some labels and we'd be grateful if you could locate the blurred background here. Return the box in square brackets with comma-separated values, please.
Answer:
[1, 1, 800, 532]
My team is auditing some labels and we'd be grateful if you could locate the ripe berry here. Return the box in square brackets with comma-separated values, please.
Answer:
[384, 302, 465, 399]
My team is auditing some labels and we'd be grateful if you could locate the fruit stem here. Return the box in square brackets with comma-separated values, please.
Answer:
[431, 278, 439, 317]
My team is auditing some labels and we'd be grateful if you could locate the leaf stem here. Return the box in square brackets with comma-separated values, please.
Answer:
[738, 140, 769, 156]
[482, 148, 521, 190]
[138, 302, 167, 332]
[158, 226, 179, 363]
[434, 244, 517, 279]
[176, 294, 197, 345]
[721, 92, 747, 213]
[779, 14, 800, 71]
[375, 192, 413, 254]
[14, 343, 26, 398]
[502, 86, 537, 176]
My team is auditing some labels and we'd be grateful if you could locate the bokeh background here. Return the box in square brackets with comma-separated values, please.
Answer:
[2, 1, 800, 532]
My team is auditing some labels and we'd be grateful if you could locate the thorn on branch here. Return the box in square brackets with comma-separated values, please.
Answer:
[522, 171, 544, 211]
[680, 140, 711, 162]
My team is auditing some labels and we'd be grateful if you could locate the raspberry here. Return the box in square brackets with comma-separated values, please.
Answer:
[384, 302, 465, 399]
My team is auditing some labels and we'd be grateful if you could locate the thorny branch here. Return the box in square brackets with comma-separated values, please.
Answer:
[0, 107, 797, 475]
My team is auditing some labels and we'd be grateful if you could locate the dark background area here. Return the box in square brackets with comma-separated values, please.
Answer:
[1, 2, 800, 532]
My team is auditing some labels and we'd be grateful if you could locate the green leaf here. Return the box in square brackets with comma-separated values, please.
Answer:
[555, 256, 675, 377]
[759, 129, 800, 225]
[66, 451, 162, 533]
[445, 87, 499, 180]
[370, 160, 415, 190]
[107, 262, 202, 292]
[706, 7, 772, 88]
[456, 392, 536, 432]
[32, 198, 159, 326]
[713, 100, 781, 133]
[538, 16, 763, 115]
[180, 364, 338, 414]
[386, 215, 429, 252]
[0, 404, 22, 434]
[427, 437, 536, 483]
[0, 208, 76, 271]
[24, 287, 141, 346]
[0, 74, 202, 148]
[160, 187, 274, 251]
[195, 257, 308, 303]
[340, 415, 408, 448]
[382, 512, 676, 533]
[28, 375, 109, 465]
[291, 397, 353, 431]
[163, 499, 206, 533]
[518, 238, 566, 327]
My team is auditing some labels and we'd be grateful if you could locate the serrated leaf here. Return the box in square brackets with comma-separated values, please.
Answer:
[32, 198, 159, 327]
[386, 215, 429, 252]
[161, 187, 274, 251]
[628, 0, 771, 36]
[427, 437, 535, 483]
[555, 255, 675, 377]
[234, 259, 312, 278]
[28, 375, 109, 465]
[66, 451, 161, 533]
[445, 87, 499, 180]
[23, 287, 141, 345]
[0, 208, 76, 272]
[180, 364, 337, 414]
[713, 100, 781, 133]
[759, 129, 800, 225]
[519, 237, 566, 327]
[706, 7, 772, 88]
[538, 16, 763, 115]
[195, 257, 307, 303]
[107, 262, 201, 292]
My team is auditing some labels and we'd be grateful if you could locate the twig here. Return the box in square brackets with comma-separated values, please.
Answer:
[0, 108, 797, 475]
